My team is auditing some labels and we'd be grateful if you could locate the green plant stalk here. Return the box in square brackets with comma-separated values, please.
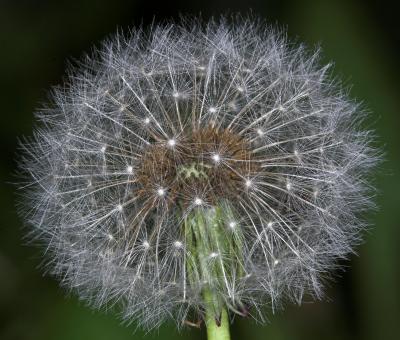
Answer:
[204, 289, 231, 340]
[185, 206, 235, 340]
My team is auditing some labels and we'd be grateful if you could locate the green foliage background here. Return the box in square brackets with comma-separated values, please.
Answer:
[1, 1, 398, 339]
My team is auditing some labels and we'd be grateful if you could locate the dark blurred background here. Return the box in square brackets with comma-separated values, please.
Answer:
[0, 0, 399, 339]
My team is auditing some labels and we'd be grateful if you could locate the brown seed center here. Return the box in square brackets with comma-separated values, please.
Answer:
[136, 126, 259, 206]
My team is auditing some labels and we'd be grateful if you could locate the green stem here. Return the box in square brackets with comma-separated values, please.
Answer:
[185, 206, 236, 340]
[204, 289, 231, 340]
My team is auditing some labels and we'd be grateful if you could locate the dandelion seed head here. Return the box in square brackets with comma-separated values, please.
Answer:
[17, 16, 379, 330]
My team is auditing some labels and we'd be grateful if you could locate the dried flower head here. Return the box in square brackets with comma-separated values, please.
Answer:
[18, 17, 378, 329]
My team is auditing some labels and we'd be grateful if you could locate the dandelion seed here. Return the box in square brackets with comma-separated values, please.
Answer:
[157, 188, 166, 197]
[167, 139, 176, 147]
[209, 252, 219, 259]
[194, 197, 203, 206]
[228, 221, 237, 229]
[174, 241, 183, 249]
[212, 153, 221, 163]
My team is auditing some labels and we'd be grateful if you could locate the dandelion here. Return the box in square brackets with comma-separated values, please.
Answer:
[17, 16, 379, 339]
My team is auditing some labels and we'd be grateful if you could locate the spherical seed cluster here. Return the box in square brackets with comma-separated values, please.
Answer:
[18, 18, 378, 329]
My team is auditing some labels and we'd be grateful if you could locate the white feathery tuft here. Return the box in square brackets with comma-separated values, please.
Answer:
[17, 16, 379, 329]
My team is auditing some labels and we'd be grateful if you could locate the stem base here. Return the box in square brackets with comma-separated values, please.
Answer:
[206, 307, 231, 340]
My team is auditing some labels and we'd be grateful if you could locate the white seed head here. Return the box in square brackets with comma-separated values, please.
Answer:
[17, 16, 379, 330]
